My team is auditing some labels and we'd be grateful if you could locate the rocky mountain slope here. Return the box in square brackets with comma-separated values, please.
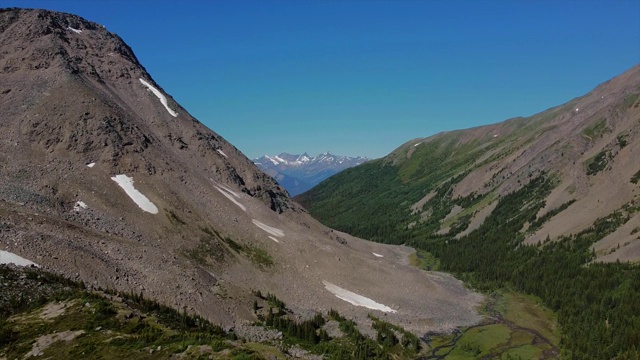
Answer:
[254, 152, 368, 196]
[296, 65, 640, 358]
[0, 7, 482, 342]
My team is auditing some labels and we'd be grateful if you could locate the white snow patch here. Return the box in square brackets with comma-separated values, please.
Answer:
[372, 252, 383, 258]
[0, 250, 39, 267]
[268, 236, 280, 243]
[215, 183, 241, 198]
[73, 201, 88, 212]
[86, 162, 95, 168]
[215, 186, 246, 211]
[274, 155, 286, 163]
[67, 27, 82, 34]
[111, 175, 159, 214]
[265, 155, 280, 165]
[493, 134, 498, 138]
[323, 281, 396, 313]
[252, 219, 284, 237]
[217, 149, 228, 158]
[139, 78, 178, 117]
[414, 142, 421, 147]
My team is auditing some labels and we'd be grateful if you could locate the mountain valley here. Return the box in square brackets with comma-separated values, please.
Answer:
[1, 6, 639, 360]
[297, 65, 640, 359]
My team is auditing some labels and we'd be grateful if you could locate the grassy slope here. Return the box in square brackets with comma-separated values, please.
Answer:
[422, 290, 559, 359]
[296, 107, 563, 243]
[0, 266, 274, 360]
[1, 266, 429, 360]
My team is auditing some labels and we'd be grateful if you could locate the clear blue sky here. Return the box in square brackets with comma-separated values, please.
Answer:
[5, 0, 640, 159]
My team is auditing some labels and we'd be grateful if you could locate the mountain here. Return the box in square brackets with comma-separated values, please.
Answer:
[254, 152, 368, 196]
[296, 65, 640, 358]
[0, 7, 483, 351]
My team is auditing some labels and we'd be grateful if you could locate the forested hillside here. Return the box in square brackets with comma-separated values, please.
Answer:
[296, 66, 640, 358]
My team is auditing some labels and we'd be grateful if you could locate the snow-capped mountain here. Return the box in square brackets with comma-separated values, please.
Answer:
[254, 152, 368, 196]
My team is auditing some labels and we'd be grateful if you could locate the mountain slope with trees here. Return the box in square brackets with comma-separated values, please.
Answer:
[296, 65, 640, 358]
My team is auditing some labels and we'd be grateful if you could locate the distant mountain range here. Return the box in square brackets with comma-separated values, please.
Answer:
[253, 152, 368, 196]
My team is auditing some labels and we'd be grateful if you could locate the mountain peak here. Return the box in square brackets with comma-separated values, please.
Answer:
[1, 8, 147, 83]
[254, 152, 369, 196]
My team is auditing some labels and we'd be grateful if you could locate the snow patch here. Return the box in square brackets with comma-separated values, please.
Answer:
[0, 250, 39, 267]
[139, 78, 178, 117]
[268, 236, 280, 243]
[111, 175, 159, 214]
[414, 142, 421, 147]
[215, 186, 246, 211]
[323, 281, 396, 313]
[215, 183, 241, 198]
[67, 27, 82, 34]
[372, 252, 383, 258]
[252, 219, 284, 237]
[266, 156, 279, 165]
[86, 162, 95, 168]
[217, 149, 228, 158]
[73, 201, 88, 212]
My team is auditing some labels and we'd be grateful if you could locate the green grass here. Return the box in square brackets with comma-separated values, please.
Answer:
[1, 293, 240, 359]
[408, 248, 440, 271]
[622, 93, 639, 109]
[243, 244, 275, 268]
[451, 324, 511, 357]
[433, 323, 552, 360]
[441, 192, 498, 230]
[501, 292, 560, 346]
[223, 237, 274, 268]
[0, 266, 262, 360]
[243, 343, 287, 359]
[501, 344, 545, 359]
[582, 118, 611, 141]
[422, 291, 559, 359]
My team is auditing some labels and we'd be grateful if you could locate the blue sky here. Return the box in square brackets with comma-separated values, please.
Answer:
[5, 0, 640, 159]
